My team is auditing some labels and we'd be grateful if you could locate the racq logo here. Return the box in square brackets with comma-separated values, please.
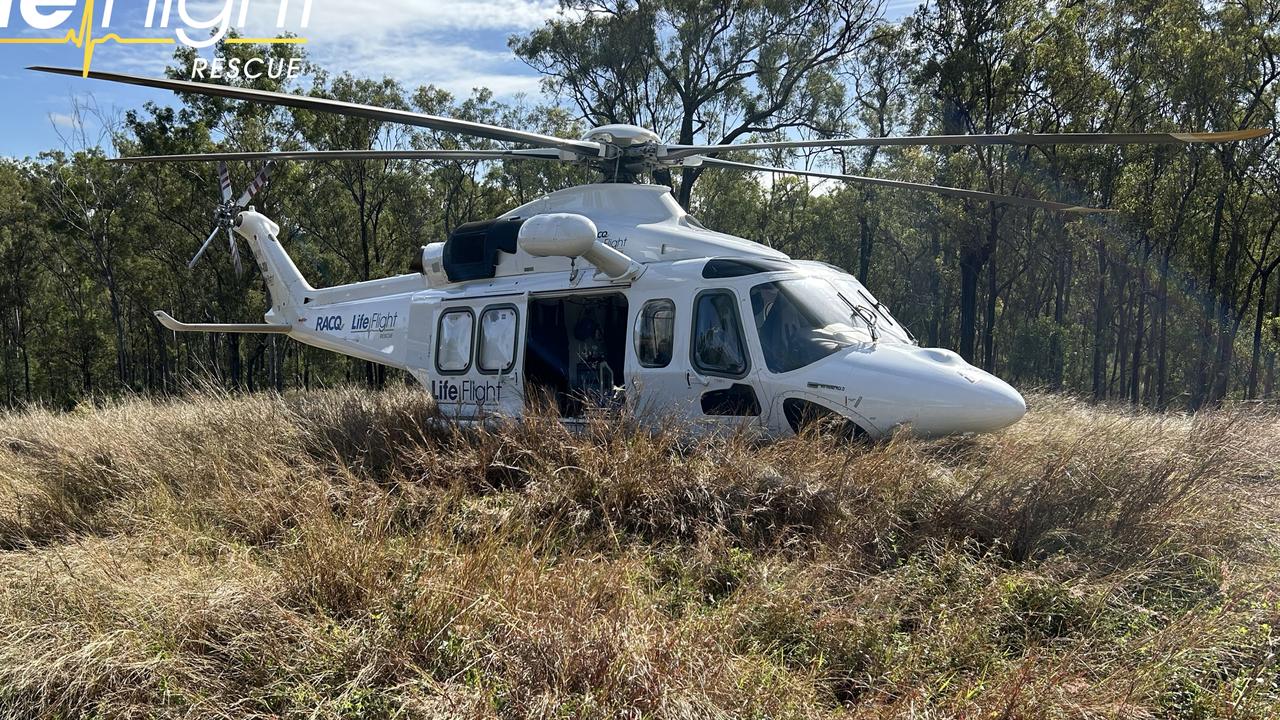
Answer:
[0, 0, 311, 79]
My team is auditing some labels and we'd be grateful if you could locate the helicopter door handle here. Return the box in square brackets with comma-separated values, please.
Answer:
[686, 371, 710, 387]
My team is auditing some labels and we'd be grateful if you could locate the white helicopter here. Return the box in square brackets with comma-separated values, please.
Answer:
[32, 66, 1272, 438]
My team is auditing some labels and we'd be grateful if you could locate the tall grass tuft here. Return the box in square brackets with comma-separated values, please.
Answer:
[0, 389, 1276, 718]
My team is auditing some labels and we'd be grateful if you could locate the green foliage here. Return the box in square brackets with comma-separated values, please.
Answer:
[1, 2, 1278, 409]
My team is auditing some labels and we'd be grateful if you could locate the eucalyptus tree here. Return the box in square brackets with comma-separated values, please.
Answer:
[513, 0, 882, 207]
[36, 112, 144, 393]
[907, 0, 1053, 367]
[0, 160, 42, 405]
[836, 22, 915, 284]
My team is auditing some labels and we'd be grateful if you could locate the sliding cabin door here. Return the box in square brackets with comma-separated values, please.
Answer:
[421, 294, 527, 420]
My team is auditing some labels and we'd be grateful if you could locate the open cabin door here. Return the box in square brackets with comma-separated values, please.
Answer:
[408, 293, 527, 420]
[524, 291, 630, 419]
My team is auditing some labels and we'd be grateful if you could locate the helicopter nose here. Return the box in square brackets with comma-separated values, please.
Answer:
[910, 348, 1026, 432]
[964, 375, 1027, 431]
[896, 353, 1027, 435]
[838, 346, 1030, 436]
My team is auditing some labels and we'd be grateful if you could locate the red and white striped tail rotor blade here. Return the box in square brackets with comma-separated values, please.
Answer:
[217, 160, 233, 204]
[236, 161, 273, 207]
[227, 229, 244, 277]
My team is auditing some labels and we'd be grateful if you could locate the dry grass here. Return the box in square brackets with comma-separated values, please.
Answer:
[0, 389, 1277, 719]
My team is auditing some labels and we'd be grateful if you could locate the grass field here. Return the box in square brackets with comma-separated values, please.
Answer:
[0, 389, 1277, 719]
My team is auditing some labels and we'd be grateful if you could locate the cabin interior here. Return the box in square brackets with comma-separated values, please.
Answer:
[524, 293, 629, 417]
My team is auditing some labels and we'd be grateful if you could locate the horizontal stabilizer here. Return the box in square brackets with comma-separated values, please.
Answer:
[154, 311, 292, 334]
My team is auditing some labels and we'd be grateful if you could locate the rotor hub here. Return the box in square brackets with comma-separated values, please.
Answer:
[582, 124, 662, 148]
[579, 125, 671, 182]
[214, 202, 238, 229]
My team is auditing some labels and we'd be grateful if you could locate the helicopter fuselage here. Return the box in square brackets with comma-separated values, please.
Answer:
[212, 183, 1026, 438]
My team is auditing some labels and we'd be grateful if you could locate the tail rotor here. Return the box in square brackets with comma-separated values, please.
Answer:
[191, 160, 275, 277]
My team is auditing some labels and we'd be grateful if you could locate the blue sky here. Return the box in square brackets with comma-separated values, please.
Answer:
[0, 0, 922, 158]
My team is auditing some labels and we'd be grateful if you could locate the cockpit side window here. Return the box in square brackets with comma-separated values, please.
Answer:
[692, 290, 749, 378]
[751, 278, 862, 373]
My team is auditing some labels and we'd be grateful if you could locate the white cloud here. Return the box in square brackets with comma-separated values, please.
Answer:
[303, 39, 547, 96]
[48, 111, 78, 128]
[201, 0, 560, 98]
[303, 0, 561, 34]
[90, 39, 188, 74]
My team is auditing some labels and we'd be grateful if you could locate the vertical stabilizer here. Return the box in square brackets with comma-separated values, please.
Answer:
[234, 210, 313, 321]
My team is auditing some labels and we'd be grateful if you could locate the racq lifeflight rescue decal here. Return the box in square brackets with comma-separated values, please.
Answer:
[0, 0, 311, 78]
[312, 310, 399, 339]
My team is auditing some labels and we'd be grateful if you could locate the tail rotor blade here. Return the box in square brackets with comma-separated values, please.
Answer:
[236, 161, 273, 207]
[227, 229, 244, 277]
[189, 226, 221, 269]
[217, 160, 233, 203]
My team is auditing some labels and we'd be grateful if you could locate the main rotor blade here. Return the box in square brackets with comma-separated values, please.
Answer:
[189, 226, 221, 269]
[217, 160, 232, 203]
[699, 157, 1113, 214]
[236, 162, 273, 208]
[30, 66, 602, 156]
[108, 148, 568, 163]
[668, 129, 1273, 159]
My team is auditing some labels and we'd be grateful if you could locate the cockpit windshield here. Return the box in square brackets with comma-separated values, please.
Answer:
[750, 278, 875, 373]
[826, 275, 915, 345]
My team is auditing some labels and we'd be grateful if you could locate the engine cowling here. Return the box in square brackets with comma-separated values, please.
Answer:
[411, 242, 448, 286]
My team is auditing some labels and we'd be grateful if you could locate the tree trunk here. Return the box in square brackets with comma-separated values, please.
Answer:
[1130, 235, 1150, 404]
[1212, 210, 1244, 403]
[1193, 186, 1226, 408]
[1248, 271, 1269, 399]
[105, 273, 128, 390]
[1266, 284, 1279, 399]
[1092, 237, 1109, 401]
[959, 246, 983, 362]
[858, 213, 873, 283]
[1156, 244, 1171, 408]
[1050, 243, 1070, 391]
[979, 209, 1000, 371]
[982, 234, 998, 372]
[928, 228, 941, 347]
[228, 333, 242, 389]
[1114, 281, 1131, 400]
[153, 316, 168, 396]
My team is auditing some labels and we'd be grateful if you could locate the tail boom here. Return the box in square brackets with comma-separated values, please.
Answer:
[234, 210, 313, 318]
[156, 209, 423, 371]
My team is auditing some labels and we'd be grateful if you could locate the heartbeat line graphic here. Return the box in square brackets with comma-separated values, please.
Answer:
[0, 0, 307, 77]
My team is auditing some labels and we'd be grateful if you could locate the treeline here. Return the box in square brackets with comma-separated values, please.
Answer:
[1, 0, 1277, 410]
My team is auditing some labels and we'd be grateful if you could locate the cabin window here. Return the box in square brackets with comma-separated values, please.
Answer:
[635, 299, 675, 368]
[701, 383, 761, 416]
[436, 308, 474, 374]
[691, 290, 749, 378]
[479, 305, 519, 373]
